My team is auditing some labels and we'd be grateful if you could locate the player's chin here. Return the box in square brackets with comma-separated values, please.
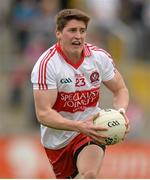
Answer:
[72, 44, 83, 50]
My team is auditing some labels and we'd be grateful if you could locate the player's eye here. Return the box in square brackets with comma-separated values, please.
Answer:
[69, 28, 76, 32]
[80, 28, 86, 33]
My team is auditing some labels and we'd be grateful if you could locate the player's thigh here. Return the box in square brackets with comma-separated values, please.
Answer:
[47, 161, 56, 178]
[76, 144, 104, 174]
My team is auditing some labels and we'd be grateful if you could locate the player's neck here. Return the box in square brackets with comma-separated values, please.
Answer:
[62, 48, 82, 64]
[68, 52, 81, 63]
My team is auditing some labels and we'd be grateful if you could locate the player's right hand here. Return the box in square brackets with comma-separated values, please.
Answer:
[77, 113, 108, 145]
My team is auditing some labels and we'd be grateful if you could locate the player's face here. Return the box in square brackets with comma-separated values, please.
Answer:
[56, 19, 87, 58]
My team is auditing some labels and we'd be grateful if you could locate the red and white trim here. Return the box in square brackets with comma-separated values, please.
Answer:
[38, 46, 56, 90]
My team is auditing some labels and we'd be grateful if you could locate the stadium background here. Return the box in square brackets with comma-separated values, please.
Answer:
[0, 0, 150, 178]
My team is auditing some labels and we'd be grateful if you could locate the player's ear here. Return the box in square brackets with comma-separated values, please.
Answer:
[56, 31, 61, 40]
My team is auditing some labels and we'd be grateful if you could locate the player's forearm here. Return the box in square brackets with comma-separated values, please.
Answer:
[36, 108, 80, 132]
[113, 87, 129, 111]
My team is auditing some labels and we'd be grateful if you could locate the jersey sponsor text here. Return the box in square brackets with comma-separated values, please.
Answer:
[53, 87, 100, 113]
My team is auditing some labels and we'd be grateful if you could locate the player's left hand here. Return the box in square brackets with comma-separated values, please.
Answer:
[118, 108, 130, 140]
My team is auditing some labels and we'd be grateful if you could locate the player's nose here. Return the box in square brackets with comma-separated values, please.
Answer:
[75, 30, 82, 38]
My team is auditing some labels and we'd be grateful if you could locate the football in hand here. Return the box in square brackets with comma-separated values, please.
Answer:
[94, 109, 126, 145]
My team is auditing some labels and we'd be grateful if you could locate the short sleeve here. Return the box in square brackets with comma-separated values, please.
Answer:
[100, 52, 115, 81]
[31, 52, 57, 90]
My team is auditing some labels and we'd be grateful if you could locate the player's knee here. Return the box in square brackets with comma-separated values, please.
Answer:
[81, 170, 97, 179]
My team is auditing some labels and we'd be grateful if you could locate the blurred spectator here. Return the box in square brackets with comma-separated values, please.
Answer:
[120, 0, 150, 60]
[29, 0, 60, 48]
[60, 0, 68, 9]
[11, 0, 39, 52]
[141, 0, 150, 59]
[0, 0, 11, 28]
[24, 36, 47, 66]
[142, 0, 150, 28]
[0, 0, 14, 66]
[9, 63, 28, 107]
[86, 0, 121, 27]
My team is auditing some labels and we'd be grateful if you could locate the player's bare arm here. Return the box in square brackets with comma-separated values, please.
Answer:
[103, 69, 130, 132]
[33, 89, 107, 144]
[33, 89, 80, 131]
[103, 69, 129, 111]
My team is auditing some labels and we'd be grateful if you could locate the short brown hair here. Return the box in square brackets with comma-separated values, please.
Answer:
[55, 9, 90, 31]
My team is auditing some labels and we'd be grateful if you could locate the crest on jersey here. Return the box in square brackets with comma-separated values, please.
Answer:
[90, 71, 100, 84]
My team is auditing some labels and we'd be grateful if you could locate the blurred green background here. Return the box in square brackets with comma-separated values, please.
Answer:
[0, 0, 150, 178]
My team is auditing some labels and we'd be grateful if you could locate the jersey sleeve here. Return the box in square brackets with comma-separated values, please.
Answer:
[31, 52, 57, 90]
[100, 52, 116, 81]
